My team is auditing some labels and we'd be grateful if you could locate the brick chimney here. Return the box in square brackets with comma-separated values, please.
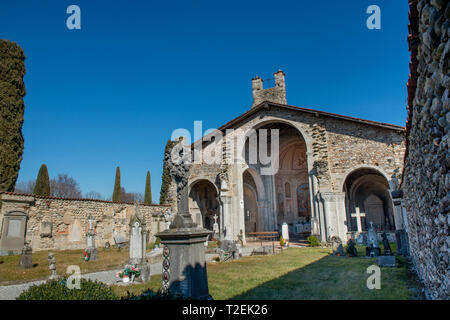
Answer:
[251, 70, 287, 108]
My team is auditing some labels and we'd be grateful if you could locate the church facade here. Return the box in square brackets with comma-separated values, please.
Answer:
[166, 70, 406, 244]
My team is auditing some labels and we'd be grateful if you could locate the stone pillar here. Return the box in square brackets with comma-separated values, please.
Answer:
[158, 228, 211, 299]
[128, 205, 150, 283]
[391, 190, 409, 256]
[85, 216, 98, 261]
[320, 192, 347, 242]
[157, 139, 212, 299]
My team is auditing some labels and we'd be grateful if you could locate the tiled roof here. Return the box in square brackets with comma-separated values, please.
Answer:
[401, 0, 420, 186]
[0, 191, 170, 207]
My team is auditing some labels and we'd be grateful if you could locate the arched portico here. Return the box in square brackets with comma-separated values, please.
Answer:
[342, 167, 396, 233]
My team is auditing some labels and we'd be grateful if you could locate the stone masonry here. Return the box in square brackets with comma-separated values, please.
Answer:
[402, 0, 449, 300]
[0, 192, 171, 253]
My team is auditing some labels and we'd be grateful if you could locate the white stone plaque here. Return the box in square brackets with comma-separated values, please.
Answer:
[7, 219, 21, 237]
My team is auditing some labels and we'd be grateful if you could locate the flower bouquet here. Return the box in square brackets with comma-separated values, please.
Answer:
[116, 264, 141, 283]
[83, 250, 90, 262]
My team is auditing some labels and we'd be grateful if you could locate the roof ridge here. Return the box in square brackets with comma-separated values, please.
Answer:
[0, 191, 170, 207]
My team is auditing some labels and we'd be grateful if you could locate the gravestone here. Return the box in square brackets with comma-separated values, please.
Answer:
[281, 222, 289, 247]
[377, 255, 396, 267]
[85, 215, 98, 261]
[381, 232, 393, 256]
[212, 214, 219, 240]
[365, 221, 381, 257]
[18, 240, 32, 269]
[48, 252, 58, 280]
[156, 138, 212, 299]
[127, 203, 150, 283]
[346, 239, 358, 257]
[330, 236, 343, 256]
[0, 211, 27, 255]
[113, 234, 128, 250]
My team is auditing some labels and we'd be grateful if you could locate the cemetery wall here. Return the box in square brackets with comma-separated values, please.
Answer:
[0, 192, 171, 252]
[402, 0, 449, 300]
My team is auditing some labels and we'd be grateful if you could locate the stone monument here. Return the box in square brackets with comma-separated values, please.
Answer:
[18, 240, 32, 269]
[366, 221, 381, 257]
[85, 215, 98, 261]
[156, 138, 212, 300]
[281, 222, 289, 247]
[381, 232, 393, 256]
[127, 202, 150, 283]
[48, 252, 58, 280]
[346, 238, 358, 257]
[212, 214, 219, 240]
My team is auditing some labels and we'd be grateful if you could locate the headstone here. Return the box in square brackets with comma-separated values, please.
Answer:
[356, 233, 365, 245]
[281, 222, 289, 247]
[18, 240, 32, 269]
[114, 234, 128, 250]
[105, 241, 111, 249]
[156, 138, 212, 299]
[85, 215, 98, 261]
[330, 236, 343, 256]
[381, 232, 393, 256]
[395, 229, 409, 256]
[346, 238, 358, 257]
[127, 203, 150, 283]
[377, 255, 396, 267]
[48, 252, 58, 280]
[212, 214, 219, 239]
[366, 221, 381, 257]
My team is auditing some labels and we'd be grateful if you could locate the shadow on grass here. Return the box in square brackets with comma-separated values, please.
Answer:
[229, 251, 414, 300]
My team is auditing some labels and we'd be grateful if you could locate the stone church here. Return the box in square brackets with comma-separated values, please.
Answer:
[168, 70, 407, 244]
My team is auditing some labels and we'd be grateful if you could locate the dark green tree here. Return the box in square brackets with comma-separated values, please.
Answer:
[144, 171, 152, 204]
[159, 140, 176, 204]
[112, 166, 121, 202]
[33, 164, 50, 196]
[0, 40, 26, 192]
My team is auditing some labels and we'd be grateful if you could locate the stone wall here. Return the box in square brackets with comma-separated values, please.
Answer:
[402, 0, 449, 300]
[0, 192, 171, 252]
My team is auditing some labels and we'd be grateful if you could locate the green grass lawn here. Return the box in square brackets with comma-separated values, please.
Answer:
[0, 248, 130, 285]
[112, 246, 420, 300]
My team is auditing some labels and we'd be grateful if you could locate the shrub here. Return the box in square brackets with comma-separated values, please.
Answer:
[307, 236, 320, 247]
[17, 278, 118, 300]
[124, 289, 190, 300]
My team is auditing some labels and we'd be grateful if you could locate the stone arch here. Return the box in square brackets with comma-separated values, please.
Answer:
[342, 167, 395, 232]
[241, 165, 266, 200]
[188, 179, 220, 231]
[339, 165, 392, 192]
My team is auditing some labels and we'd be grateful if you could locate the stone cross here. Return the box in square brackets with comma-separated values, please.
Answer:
[351, 207, 366, 233]
[213, 214, 218, 225]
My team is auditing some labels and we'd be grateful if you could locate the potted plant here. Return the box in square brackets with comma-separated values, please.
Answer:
[116, 265, 141, 283]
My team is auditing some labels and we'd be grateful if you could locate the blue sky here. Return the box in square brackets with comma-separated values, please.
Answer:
[0, 0, 410, 202]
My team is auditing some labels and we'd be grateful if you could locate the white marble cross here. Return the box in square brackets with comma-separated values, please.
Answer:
[213, 214, 218, 224]
[351, 207, 365, 233]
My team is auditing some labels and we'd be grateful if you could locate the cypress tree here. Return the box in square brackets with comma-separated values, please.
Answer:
[144, 171, 152, 204]
[33, 164, 50, 196]
[0, 40, 26, 192]
[159, 140, 176, 204]
[112, 166, 121, 202]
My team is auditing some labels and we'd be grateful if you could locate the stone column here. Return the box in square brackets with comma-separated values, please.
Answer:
[156, 139, 212, 299]
[85, 216, 98, 261]
[320, 192, 347, 242]
[391, 190, 409, 256]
